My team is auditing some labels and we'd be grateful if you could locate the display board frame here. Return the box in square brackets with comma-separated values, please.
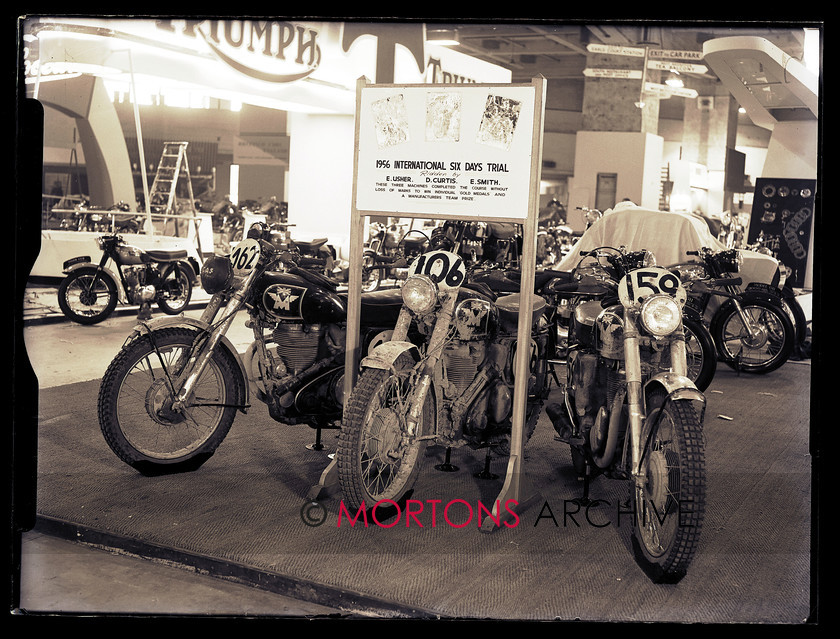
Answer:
[310, 76, 546, 532]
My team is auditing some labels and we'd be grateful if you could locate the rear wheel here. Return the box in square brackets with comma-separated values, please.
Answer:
[98, 327, 242, 475]
[631, 388, 706, 583]
[682, 317, 716, 391]
[57, 269, 118, 324]
[337, 354, 432, 510]
[157, 265, 193, 314]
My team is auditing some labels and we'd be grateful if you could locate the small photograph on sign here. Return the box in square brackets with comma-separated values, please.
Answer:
[425, 92, 462, 142]
[476, 94, 521, 150]
[372, 93, 410, 148]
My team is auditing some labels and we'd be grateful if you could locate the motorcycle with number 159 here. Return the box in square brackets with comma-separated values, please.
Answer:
[547, 246, 707, 583]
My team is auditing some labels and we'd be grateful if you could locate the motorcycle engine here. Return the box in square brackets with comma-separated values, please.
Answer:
[272, 323, 326, 374]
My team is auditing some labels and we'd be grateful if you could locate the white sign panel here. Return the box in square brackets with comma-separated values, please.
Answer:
[648, 48, 705, 61]
[645, 82, 699, 99]
[647, 60, 708, 74]
[355, 84, 538, 219]
[586, 43, 646, 57]
[583, 68, 643, 79]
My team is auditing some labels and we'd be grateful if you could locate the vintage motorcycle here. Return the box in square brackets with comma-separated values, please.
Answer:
[336, 220, 552, 509]
[362, 225, 430, 292]
[472, 248, 717, 392]
[97, 221, 403, 474]
[546, 246, 707, 583]
[57, 233, 197, 324]
[669, 247, 796, 374]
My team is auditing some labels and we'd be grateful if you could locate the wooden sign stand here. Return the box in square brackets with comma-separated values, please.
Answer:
[310, 76, 547, 532]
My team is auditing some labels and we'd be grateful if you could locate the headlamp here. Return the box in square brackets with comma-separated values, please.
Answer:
[402, 274, 438, 315]
[639, 294, 682, 336]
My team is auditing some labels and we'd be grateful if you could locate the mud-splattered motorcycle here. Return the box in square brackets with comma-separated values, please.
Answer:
[97, 222, 403, 475]
[546, 246, 707, 583]
[336, 221, 552, 509]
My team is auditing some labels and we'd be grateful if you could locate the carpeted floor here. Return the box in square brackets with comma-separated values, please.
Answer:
[28, 362, 814, 621]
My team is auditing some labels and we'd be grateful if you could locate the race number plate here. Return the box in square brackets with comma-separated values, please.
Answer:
[408, 250, 466, 290]
[619, 266, 687, 307]
[230, 238, 261, 276]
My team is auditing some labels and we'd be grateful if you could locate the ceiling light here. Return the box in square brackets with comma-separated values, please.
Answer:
[665, 72, 684, 88]
[426, 29, 460, 46]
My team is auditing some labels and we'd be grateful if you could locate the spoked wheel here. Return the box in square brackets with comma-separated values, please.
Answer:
[98, 327, 243, 475]
[157, 265, 193, 314]
[57, 269, 118, 324]
[631, 388, 706, 584]
[337, 354, 432, 510]
[713, 299, 794, 374]
[682, 317, 716, 391]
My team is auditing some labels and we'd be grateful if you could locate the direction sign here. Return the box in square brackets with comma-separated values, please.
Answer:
[647, 60, 708, 74]
[586, 43, 646, 57]
[644, 82, 699, 99]
[648, 49, 705, 61]
[583, 68, 643, 79]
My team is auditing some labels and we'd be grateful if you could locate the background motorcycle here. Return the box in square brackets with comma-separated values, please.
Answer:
[362, 224, 430, 292]
[97, 222, 403, 475]
[57, 233, 196, 324]
[337, 220, 552, 510]
[670, 247, 796, 374]
[547, 245, 707, 583]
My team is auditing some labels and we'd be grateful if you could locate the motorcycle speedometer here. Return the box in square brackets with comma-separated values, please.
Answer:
[402, 274, 438, 315]
[639, 294, 682, 336]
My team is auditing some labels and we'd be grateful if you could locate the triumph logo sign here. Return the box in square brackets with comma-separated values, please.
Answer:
[157, 19, 322, 83]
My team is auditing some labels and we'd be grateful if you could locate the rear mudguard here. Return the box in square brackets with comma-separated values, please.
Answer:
[360, 340, 421, 370]
[125, 315, 250, 409]
[644, 371, 706, 422]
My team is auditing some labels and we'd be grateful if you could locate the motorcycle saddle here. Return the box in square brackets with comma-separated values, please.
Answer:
[487, 223, 518, 239]
[145, 249, 189, 262]
[293, 238, 329, 252]
[352, 289, 404, 325]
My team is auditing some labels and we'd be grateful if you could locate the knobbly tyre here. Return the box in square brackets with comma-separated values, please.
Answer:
[669, 247, 797, 374]
[336, 220, 552, 515]
[57, 233, 197, 324]
[97, 221, 403, 475]
[546, 246, 708, 583]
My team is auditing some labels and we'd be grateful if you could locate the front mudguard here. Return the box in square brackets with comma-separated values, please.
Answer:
[359, 340, 421, 370]
[125, 315, 250, 409]
[644, 371, 706, 422]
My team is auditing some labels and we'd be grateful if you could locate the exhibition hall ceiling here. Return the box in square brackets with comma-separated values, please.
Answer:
[425, 22, 811, 82]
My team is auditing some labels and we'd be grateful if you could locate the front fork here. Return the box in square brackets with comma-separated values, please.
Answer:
[170, 270, 256, 412]
[625, 312, 688, 484]
[394, 292, 457, 439]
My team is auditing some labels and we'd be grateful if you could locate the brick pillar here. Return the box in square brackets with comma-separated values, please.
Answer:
[581, 50, 661, 133]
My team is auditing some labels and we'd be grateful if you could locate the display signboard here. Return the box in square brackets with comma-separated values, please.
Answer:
[747, 177, 816, 288]
[354, 83, 540, 220]
[309, 77, 546, 530]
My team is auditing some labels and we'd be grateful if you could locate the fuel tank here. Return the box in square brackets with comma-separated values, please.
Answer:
[253, 271, 346, 324]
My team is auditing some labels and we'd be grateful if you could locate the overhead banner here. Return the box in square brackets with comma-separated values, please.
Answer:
[354, 83, 539, 219]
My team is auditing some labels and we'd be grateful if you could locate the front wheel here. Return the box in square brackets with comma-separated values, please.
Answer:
[57, 268, 118, 324]
[97, 327, 243, 475]
[337, 355, 432, 511]
[361, 252, 382, 293]
[157, 264, 193, 314]
[712, 298, 794, 374]
[631, 388, 706, 584]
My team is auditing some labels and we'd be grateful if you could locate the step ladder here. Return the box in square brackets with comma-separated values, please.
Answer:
[148, 141, 205, 259]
